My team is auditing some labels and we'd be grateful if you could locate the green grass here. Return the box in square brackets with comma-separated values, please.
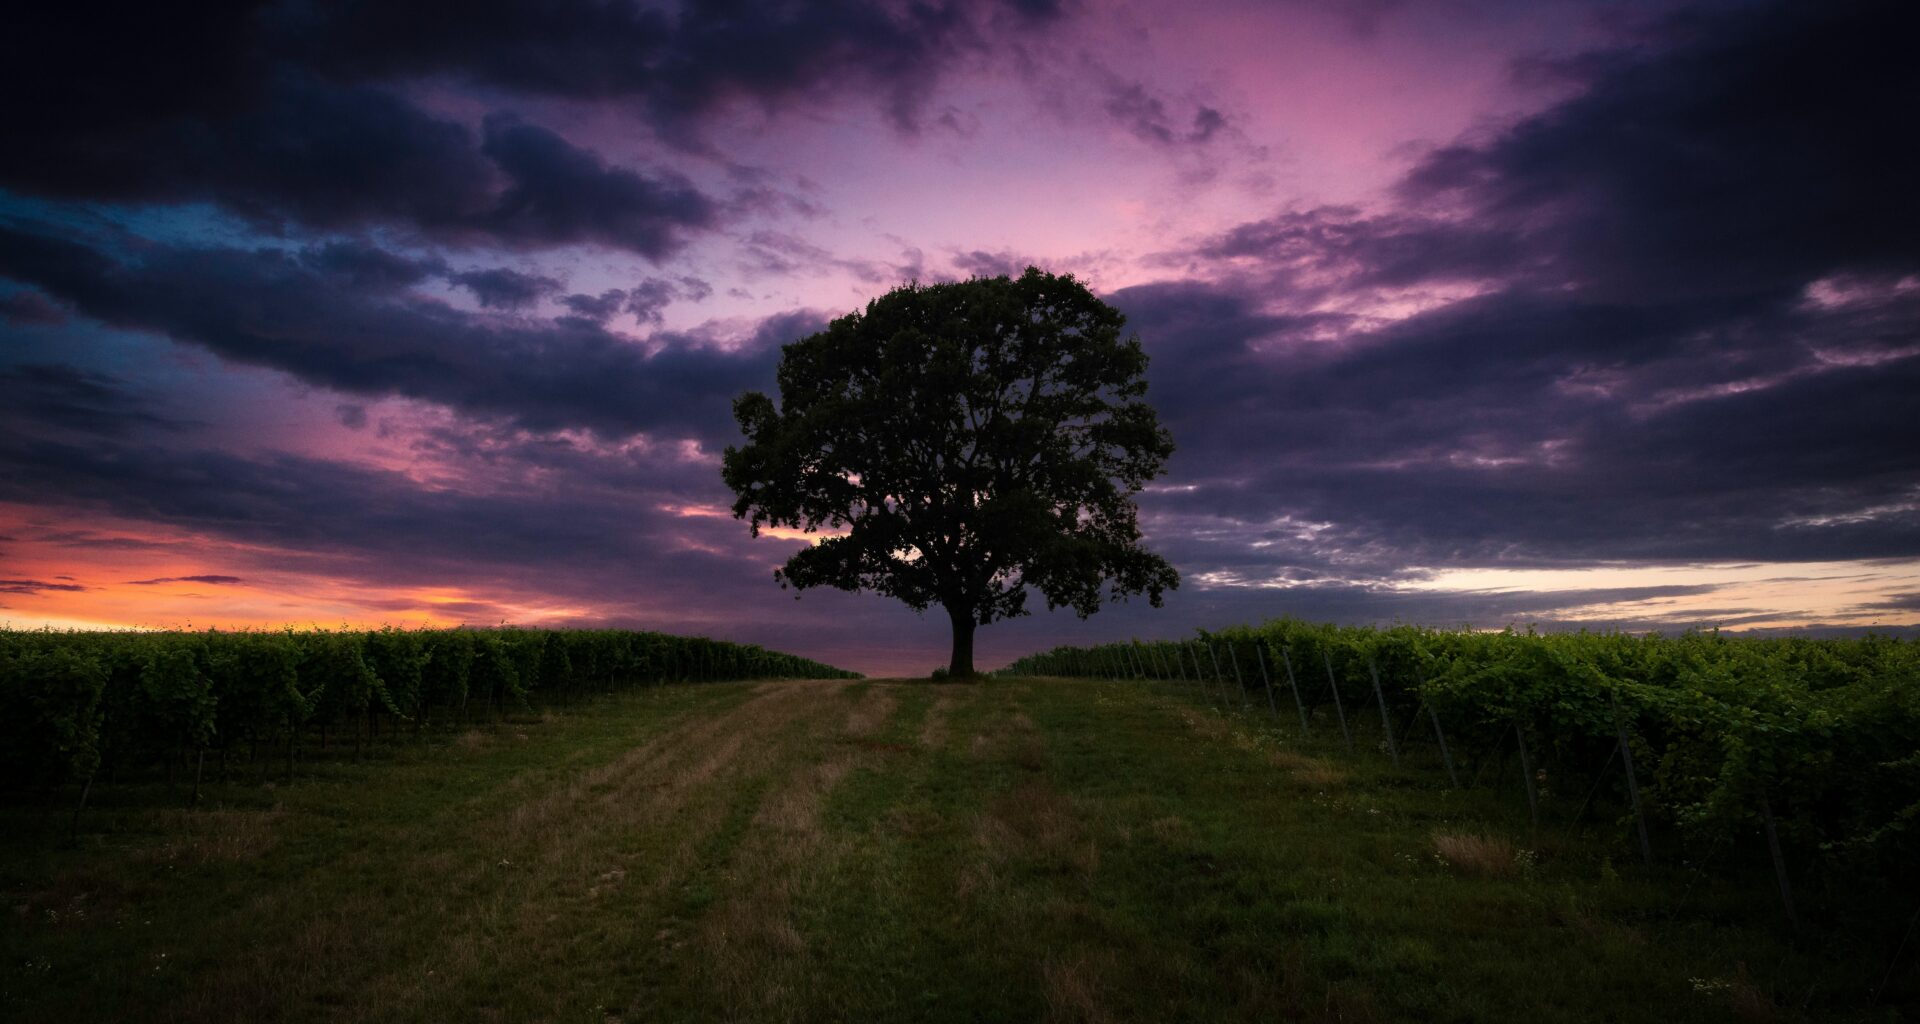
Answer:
[0, 677, 1909, 1022]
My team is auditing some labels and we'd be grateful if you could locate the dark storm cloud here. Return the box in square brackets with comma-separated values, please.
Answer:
[1122, 0, 1920, 586]
[1116, 278, 1920, 576]
[1191, 208, 1527, 292]
[0, 224, 817, 442]
[562, 290, 631, 322]
[0, 428, 694, 580]
[558, 276, 711, 325]
[624, 279, 682, 324]
[0, 391, 860, 635]
[1102, 83, 1231, 147]
[1395, 0, 1920, 304]
[0, 58, 715, 259]
[301, 241, 447, 291]
[0, 290, 68, 326]
[451, 267, 563, 310]
[279, 0, 1063, 132]
[474, 115, 716, 254]
[0, 364, 189, 439]
[2, 1, 1060, 251]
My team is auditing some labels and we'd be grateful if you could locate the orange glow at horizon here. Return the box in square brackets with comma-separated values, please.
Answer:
[661, 502, 838, 544]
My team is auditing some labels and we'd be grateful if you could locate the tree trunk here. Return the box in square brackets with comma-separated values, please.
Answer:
[946, 606, 976, 678]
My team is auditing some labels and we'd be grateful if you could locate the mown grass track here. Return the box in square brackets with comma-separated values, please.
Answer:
[1, 677, 1904, 1022]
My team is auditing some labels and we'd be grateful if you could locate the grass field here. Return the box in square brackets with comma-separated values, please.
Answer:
[1, 677, 1907, 1022]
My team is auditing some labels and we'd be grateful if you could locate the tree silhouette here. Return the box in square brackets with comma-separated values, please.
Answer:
[722, 267, 1177, 677]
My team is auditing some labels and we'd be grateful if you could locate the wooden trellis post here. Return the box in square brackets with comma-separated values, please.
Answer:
[1368, 657, 1399, 768]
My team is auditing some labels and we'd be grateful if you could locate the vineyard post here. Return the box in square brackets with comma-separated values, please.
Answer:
[1426, 702, 1458, 787]
[1173, 643, 1189, 684]
[1610, 693, 1653, 867]
[1207, 642, 1229, 706]
[1203, 642, 1224, 706]
[1197, 643, 1214, 702]
[1759, 792, 1798, 934]
[1322, 649, 1353, 750]
[1368, 658, 1399, 768]
[1208, 643, 1226, 706]
[1202, 641, 1220, 703]
[1253, 645, 1280, 719]
[1279, 647, 1310, 736]
[1515, 723, 1540, 827]
[69, 767, 96, 839]
[1227, 643, 1251, 709]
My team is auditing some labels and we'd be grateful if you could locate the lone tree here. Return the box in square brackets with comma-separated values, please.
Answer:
[722, 267, 1178, 677]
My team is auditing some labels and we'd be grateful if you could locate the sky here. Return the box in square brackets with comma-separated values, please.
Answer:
[2, 0, 1916, 677]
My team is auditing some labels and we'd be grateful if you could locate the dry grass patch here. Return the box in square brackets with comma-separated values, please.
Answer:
[1431, 831, 1519, 877]
[1728, 964, 1779, 1022]
[338, 682, 839, 1020]
[844, 683, 898, 737]
[1042, 952, 1118, 1024]
[919, 691, 966, 749]
[981, 781, 1098, 876]
[1147, 815, 1193, 843]
[133, 806, 287, 866]
[1289, 764, 1347, 788]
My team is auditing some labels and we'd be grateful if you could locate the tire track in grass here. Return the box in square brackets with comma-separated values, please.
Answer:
[351, 680, 857, 1023]
[147, 681, 843, 1023]
[673, 681, 917, 1022]
[10, 683, 745, 1024]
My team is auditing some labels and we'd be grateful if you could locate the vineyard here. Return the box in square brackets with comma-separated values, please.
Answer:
[0, 627, 856, 799]
[1004, 621, 1920, 929]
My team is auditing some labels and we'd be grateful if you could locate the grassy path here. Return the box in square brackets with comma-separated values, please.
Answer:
[0, 678, 1895, 1022]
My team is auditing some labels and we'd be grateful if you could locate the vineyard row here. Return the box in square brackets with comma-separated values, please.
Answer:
[0, 627, 858, 797]
[1003, 620, 1919, 927]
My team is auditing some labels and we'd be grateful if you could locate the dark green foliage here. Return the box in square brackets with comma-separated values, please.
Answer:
[723, 268, 1178, 676]
[1009, 621, 1920, 916]
[0, 627, 857, 791]
[0, 644, 108, 786]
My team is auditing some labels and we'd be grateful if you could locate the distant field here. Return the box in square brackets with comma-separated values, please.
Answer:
[3, 675, 1907, 1022]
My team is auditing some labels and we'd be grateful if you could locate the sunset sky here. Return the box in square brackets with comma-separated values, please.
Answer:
[3, 0, 1916, 676]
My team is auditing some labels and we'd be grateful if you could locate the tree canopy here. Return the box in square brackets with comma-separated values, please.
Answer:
[721, 267, 1177, 676]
